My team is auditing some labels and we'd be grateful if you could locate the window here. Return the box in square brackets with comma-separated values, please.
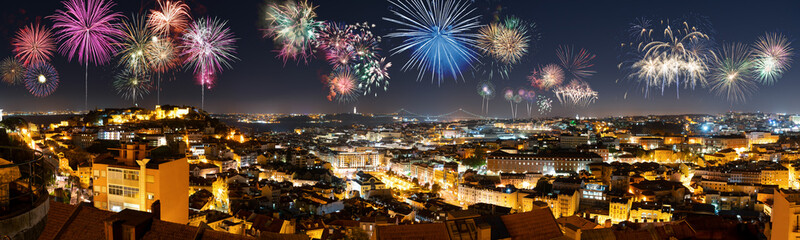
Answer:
[147, 193, 155, 200]
[109, 185, 139, 198]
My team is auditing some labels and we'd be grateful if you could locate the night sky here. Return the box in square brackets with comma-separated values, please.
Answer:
[1, 0, 799, 117]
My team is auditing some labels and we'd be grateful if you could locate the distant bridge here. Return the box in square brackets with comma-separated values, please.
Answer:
[379, 108, 492, 121]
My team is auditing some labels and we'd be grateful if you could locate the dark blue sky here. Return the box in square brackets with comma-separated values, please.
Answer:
[1, 0, 799, 117]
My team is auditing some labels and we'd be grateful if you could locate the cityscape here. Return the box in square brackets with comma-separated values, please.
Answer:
[2, 0, 800, 240]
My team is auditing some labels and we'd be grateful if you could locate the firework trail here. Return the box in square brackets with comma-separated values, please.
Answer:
[557, 45, 596, 80]
[50, 0, 124, 109]
[147, 36, 179, 105]
[117, 14, 155, 76]
[181, 17, 238, 109]
[114, 68, 151, 105]
[477, 81, 495, 114]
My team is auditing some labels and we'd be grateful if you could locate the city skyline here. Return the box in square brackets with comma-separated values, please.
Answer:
[0, 0, 799, 117]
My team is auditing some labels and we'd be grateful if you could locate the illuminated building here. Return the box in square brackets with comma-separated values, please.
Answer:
[609, 197, 632, 224]
[521, 190, 580, 218]
[772, 189, 800, 240]
[92, 142, 189, 224]
[486, 151, 602, 175]
[559, 134, 590, 149]
[327, 150, 383, 171]
[628, 202, 672, 223]
[458, 184, 519, 210]
[348, 172, 386, 197]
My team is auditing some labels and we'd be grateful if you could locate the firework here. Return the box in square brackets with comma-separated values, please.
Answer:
[529, 63, 565, 90]
[325, 70, 361, 103]
[477, 16, 531, 65]
[751, 32, 793, 85]
[12, 24, 56, 67]
[710, 43, 756, 103]
[384, 0, 481, 83]
[50, 0, 124, 66]
[477, 81, 495, 114]
[50, 0, 124, 109]
[24, 63, 60, 97]
[316, 22, 355, 70]
[264, 0, 322, 63]
[553, 80, 598, 107]
[117, 14, 155, 75]
[147, 36, 178, 73]
[620, 18, 714, 98]
[147, 0, 191, 36]
[181, 17, 238, 109]
[0, 58, 25, 86]
[536, 95, 552, 114]
[147, 36, 178, 105]
[557, 45, 596, 80]
[113, 68, 151, 105]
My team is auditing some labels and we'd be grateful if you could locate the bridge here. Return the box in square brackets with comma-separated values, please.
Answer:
[379, 108, 493, 121]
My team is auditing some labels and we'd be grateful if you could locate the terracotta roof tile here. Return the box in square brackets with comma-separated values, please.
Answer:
[500, 208, 563, 240]
[376, 223, 449, 240]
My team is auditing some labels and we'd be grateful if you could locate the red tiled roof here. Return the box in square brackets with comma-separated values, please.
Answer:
[500, 208, 564, 240]
[376, 223, 450, 240]
[39, 201, 254, 240]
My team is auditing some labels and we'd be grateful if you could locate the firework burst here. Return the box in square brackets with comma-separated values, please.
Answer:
[477, 16, 532, 65]
[557, 45, 596, 80]
[553, 80, 598, 107]
[50, 0, 124, 66]
[147, 0, 191, 37]
[710, 43, 756, 103]
[529, 63, 565, 90]
[325, 70, 361, 103]
[751, 32, 793, 85]
[477, 81, 495, 113]
[384, 0, 481, 83]
[536, 95, 552, 114]
[50, 0, 124, 109]
[181, 17, 238, 109]
[24, 63, 60, 97]
[620, 18, 714, 98]
[113, 68, 151, 104]
[264, 0, 322, 63]
[12, 24, 56, 67]
[0, 58, 25, 86]
[117, 14, 155, 75]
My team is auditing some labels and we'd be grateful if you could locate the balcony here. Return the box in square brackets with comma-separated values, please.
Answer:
[0, 146, 54, 240]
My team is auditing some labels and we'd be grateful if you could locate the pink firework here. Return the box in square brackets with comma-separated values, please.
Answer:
[12, 24, 56, 67]
[148, 0, 191, 37]
[326, 70, 360, 103]
[181, 17, 238, 109]
[50, 0, 124, 66]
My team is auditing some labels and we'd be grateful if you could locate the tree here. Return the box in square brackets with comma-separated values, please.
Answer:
[533, 178, 552, 194]
[431, 183, 441, 195]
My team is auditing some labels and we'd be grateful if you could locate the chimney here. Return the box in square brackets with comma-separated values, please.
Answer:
[103, 209, 154, 240]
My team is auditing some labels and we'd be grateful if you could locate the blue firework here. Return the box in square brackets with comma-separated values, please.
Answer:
[383, 0, 480, 84]
[24, 62, 59, 97]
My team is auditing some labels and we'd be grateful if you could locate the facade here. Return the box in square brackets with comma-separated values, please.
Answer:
[328, 151, 383, 171]
[486, 151, 602, 175]
[522, 190, 580, 218]
[348, 172, 386, 197]
[457, 184, 519, 210]
[772, 189, 800, 240]
[92, 142, 190, 224]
